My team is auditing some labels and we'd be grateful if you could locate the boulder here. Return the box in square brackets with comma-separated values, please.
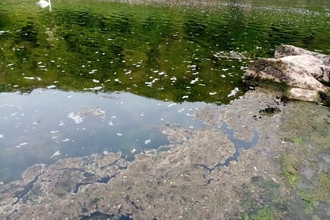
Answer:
[245, 45, 330, 103]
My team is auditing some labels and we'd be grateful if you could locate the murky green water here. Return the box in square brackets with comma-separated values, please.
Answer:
[0, 0, 330, 183]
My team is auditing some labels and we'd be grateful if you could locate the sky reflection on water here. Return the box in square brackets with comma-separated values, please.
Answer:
[0, 89, 208, 182]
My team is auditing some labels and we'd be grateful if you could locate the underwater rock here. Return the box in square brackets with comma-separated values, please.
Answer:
[245, 45, 330, 103]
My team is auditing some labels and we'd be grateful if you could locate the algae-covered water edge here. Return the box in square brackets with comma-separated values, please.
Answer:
[1, 0, 330, 184]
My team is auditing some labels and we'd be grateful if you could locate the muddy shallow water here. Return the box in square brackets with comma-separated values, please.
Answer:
[1, 88, 330, 219]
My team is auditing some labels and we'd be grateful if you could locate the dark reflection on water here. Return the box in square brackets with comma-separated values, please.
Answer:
[0, 0, 330, 182]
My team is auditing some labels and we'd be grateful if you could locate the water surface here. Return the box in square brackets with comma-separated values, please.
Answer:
[1, 0, 330, 182]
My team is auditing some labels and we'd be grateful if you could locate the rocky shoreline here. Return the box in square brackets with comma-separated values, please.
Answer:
[1, 86, 330, 219]
[245, 45, 330, 105]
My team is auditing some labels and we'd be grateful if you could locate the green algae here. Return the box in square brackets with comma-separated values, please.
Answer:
[277, 100, 330, 216]
[156, 146, 171, 153]
[280, 155, 298, 187]
[293, 136, 304, 146]
[239, 177, 284, 220]
[298, 191, 320, 214]
[243, 206, 275, 220]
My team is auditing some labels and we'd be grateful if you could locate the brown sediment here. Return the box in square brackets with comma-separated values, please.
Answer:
[0, 88, 330, 219]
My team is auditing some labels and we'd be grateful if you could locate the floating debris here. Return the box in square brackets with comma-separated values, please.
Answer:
[168, 103, 177, 108]
[190, 78, 199, 84]
[214, 50, 248, 59]
[68, 108, 106, 124]
[228, 87, 239, 97]
[83, 86, 103, 91]
[46, 85, 56, 89]
[15, 142, 28, 148]
[89, 69, 97, 74]
[0, 30, 8, 35]
[50, 151, 60, 158]
[68, 112, 84, 124]
[23, 77, 35, 80]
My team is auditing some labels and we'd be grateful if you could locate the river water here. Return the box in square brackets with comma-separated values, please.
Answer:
[0, 0, 330, 183]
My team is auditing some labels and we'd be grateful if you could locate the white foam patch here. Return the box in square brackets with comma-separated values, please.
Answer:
[68, 112, 84, 124]
[145, 139, 151, 144]
[0, 134, 3, 138]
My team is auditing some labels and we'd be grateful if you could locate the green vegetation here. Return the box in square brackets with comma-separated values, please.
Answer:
[243, 206, 275, 220]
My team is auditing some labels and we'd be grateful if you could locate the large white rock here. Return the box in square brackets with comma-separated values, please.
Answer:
[245, 45, 330, 103]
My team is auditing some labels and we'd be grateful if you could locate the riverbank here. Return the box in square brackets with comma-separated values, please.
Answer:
[1, 88, 329, 219]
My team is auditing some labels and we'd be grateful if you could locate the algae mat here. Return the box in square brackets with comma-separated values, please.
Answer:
[1, 89, 330, 219]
